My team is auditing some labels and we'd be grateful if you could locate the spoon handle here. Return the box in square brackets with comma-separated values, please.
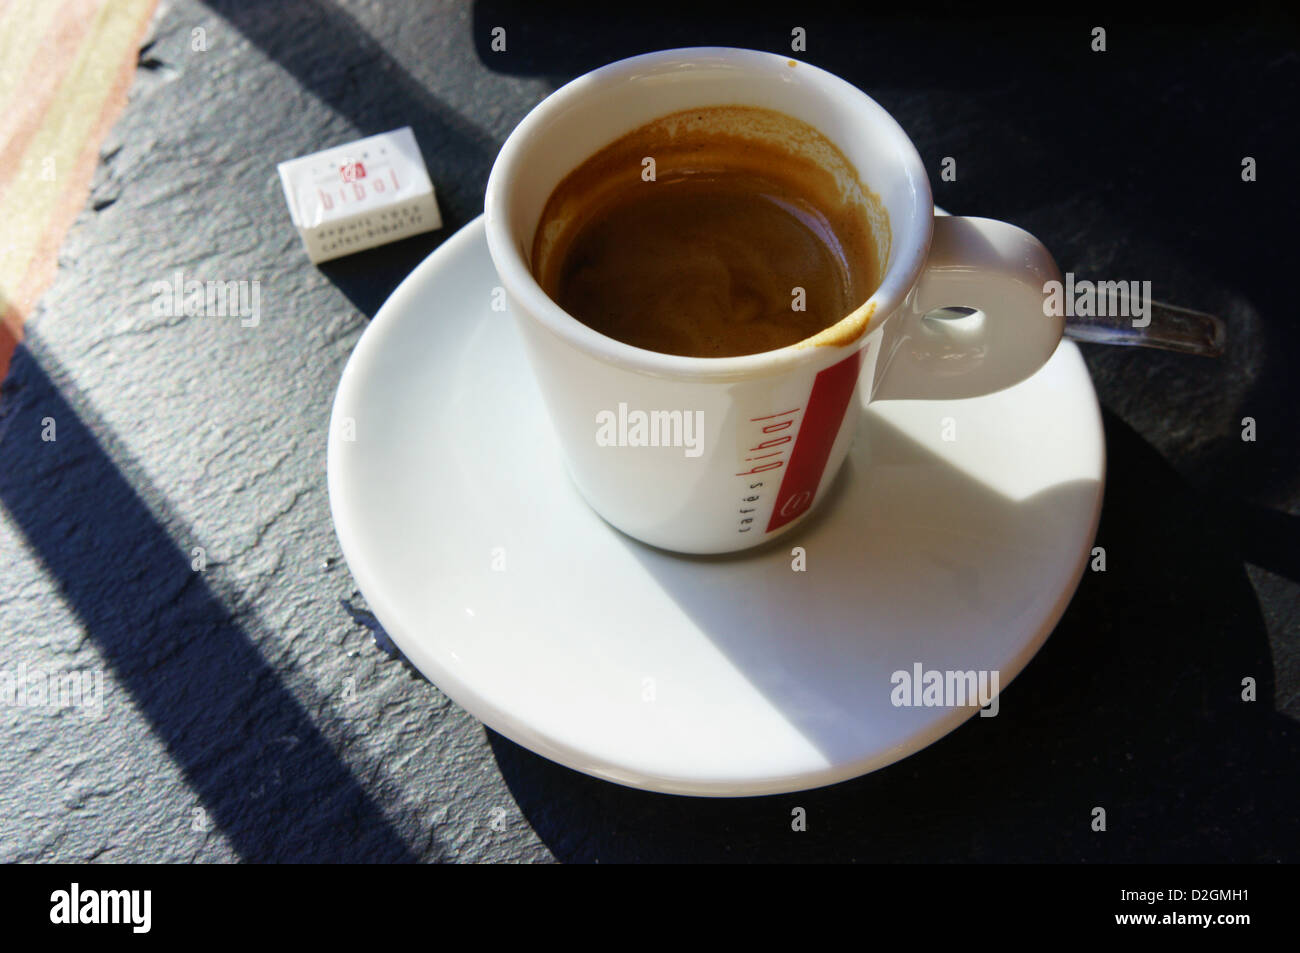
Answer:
[1064, 300, 1226, 357]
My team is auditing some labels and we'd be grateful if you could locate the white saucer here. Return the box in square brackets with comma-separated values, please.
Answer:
[327, 215, 1105, 797]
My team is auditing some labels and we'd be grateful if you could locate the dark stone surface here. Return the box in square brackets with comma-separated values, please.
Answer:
[0, 1, 1295, 862]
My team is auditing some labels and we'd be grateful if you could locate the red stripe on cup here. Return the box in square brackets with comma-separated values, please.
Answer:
[765, 350, 862, 532]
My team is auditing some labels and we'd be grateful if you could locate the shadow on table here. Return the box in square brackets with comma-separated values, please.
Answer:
[486, 408, 1300, 862]
[467, 2, 1189, 85]
[200, 0, 502, 318]
[318, 232, 447, 319]
[0, 339, 422, 861]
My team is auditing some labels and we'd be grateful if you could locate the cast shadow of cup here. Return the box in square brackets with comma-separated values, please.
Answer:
[600, 400, 1101, 769]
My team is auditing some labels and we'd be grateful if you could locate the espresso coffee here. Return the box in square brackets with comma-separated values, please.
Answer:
[530, 105, 886, 358]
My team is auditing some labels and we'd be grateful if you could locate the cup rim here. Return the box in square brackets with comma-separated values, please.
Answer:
[484, 46, 934, 380]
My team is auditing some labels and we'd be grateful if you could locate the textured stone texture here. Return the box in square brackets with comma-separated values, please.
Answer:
[0, 2, 1295, 862]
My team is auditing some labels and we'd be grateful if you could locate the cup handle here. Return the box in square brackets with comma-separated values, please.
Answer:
[871, 215, 1065, 402]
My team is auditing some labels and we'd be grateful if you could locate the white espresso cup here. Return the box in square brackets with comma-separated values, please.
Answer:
[485, 47, 1064, 555]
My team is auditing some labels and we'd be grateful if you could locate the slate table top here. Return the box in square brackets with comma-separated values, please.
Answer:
[1, 2, 1296, 862]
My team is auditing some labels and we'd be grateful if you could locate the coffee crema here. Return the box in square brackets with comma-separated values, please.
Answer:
[530, 105, 887, 358]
